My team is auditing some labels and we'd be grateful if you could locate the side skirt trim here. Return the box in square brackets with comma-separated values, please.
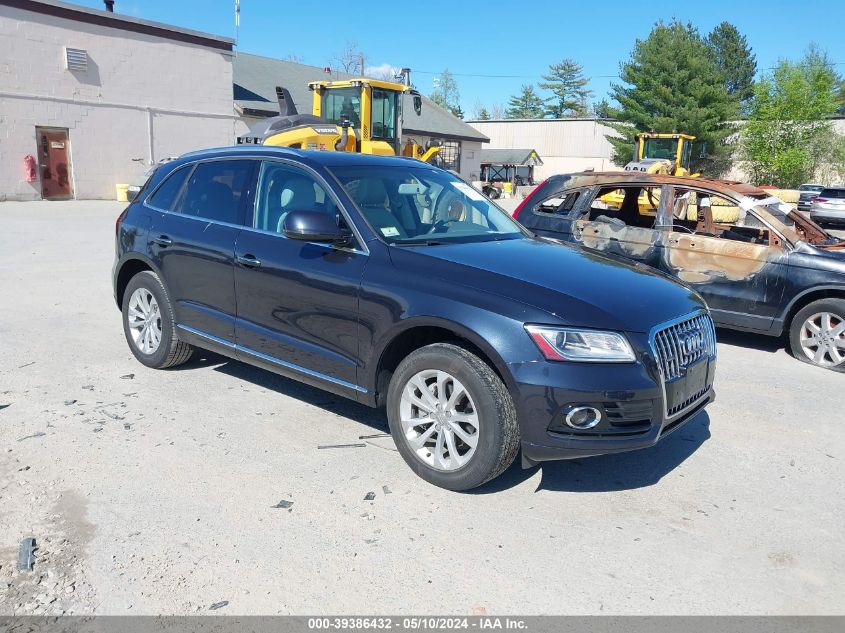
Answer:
[176, 323, 368, 394]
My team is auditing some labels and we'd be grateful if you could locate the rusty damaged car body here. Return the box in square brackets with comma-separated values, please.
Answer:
[514, 172, 845, 372]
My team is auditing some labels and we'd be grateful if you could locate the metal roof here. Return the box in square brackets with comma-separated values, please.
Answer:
[7, 0, 234, 50]
[480, 149, 543, 166]
[233, 53, 489, 143]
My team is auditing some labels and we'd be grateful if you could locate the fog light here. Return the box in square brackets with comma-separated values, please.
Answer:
[564, 406, 602, 429]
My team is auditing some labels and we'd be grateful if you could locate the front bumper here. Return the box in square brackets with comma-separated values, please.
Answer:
[509, 334, 715, 467]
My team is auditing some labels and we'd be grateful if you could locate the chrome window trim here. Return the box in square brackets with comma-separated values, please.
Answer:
[176, 324, 367, 394]
[647, 309, 717, 421]
[142, 155, 369, 256]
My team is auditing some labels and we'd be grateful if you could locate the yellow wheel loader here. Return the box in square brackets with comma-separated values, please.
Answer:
[237, 77, 441, 163]
[625, 133, 698, 177]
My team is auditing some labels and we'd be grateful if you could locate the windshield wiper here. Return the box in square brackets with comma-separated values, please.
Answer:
[396, 240, 448, 247]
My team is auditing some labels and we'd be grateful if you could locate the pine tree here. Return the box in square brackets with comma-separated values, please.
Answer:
[606, 20, 738, 174]
[506, 85, 545, 119]
[706, 22, 757, 112]
[538, 59, 592, 118]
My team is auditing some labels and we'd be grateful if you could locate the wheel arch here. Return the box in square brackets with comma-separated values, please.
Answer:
[367, 317, 515, 408]
[114, 255, 162, 310]
[780, 285, 845, 333]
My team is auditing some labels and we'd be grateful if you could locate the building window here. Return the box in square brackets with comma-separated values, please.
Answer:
[437, 140, 461, 173]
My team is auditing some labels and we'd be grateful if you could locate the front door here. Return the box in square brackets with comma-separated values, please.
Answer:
[36, 127, 74, 200]
[234, 160, 367, 390]
[661, 187, 789, 331]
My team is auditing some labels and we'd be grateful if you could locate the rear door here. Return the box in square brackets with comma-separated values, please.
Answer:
[233, 160, 367, 392]
[569, 184, 666, 268]
[145, 159, 256, 343]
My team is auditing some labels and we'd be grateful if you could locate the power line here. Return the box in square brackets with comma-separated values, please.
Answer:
[414, 61, 845, 81]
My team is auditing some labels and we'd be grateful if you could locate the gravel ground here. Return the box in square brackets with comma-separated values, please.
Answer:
[1, 200, 843, 615]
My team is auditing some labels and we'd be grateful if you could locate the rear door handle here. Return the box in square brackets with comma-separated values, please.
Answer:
[152, 235, 172, 247]
[236, 254, 262, 268]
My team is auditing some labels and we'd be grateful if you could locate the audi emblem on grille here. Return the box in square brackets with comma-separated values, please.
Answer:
[678, 330, 706, 356]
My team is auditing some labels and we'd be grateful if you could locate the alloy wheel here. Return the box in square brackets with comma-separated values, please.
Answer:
[127, 287, 162, 355]
[399, 369, 480, 471]
[799, 311, 845, 367]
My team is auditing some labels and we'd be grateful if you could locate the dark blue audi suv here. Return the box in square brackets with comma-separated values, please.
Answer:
[113, 146, 716, 490]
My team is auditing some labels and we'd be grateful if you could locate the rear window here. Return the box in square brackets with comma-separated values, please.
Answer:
[147, 165, 191, 211]
[179, 160, 254, 224]
[819, 189, 845, 199]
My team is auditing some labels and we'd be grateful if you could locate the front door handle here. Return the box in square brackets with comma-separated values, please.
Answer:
[236, 254, 262, 268]
[152, 234, 172, 247]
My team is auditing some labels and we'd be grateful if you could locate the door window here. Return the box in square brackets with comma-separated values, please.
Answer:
[147, 166, 191, 212]
[253, 162, 340, 235]
[585, 185, 662, 227]
[672, 189, 772, 244]
[178, 160, 253, 224]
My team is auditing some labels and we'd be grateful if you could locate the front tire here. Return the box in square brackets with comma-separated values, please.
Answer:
[788, 298, 845, 372]
[386, 343, 519, 491]
[122, 270, 193, 369]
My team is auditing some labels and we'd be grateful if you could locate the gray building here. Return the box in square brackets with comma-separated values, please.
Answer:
[0, 0, 237, 200]
[233, 53, 488, 181]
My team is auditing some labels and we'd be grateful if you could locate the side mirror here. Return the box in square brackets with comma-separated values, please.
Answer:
[282, 211, 353, 246]
[413, 94, 422, 116]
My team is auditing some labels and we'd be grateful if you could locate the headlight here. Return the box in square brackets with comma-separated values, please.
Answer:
[524, 325, 636, 362]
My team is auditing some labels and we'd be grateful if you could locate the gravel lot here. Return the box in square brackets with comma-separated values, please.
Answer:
[1, 200, 843, 615]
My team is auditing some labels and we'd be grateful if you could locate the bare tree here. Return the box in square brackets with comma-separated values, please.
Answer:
[332, 41, 365, 75]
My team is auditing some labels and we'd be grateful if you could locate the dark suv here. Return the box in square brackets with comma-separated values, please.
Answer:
[515, 173, 845, 372]
[113, 147, 716, 490]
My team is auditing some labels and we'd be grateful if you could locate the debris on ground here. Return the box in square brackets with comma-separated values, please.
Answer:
[64, 399, 77, 406]
[271, 499, 294, 511]
[18, 538, 37, 571]
[364, 492, 376, 501]
[382, 485, 392, 495]
[17, 432, 46, 442]
[318, 443, 366, 449]
[209, 600, 229, 610]
[359, 433, 391, 440]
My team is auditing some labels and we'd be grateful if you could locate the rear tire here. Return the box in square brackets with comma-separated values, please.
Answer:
[122, 271, 193, 369]
[788, 298, 845, 372]
[386, 343, 519, 491]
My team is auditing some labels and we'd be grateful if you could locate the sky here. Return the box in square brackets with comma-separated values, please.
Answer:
[75, 0, 845, 117]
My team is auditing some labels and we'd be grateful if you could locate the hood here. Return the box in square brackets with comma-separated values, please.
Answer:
[391, 237, 705, 333]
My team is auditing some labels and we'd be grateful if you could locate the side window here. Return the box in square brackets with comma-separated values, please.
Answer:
[146, 166, 190, 211]
[536, 190, 582, 215]
[586, 186, 661, 228]
[253, 162, 339, 234]
[673, 189, 771, 244]
[178, 160, 254, 224]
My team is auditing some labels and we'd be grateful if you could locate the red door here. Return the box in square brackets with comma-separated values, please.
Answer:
[36, 127, 74, 200]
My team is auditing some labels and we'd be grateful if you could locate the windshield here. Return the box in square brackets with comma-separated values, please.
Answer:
[330, 164, 526, 245]
[643, 138, 677, 161]
[743, 195, 839, 245]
